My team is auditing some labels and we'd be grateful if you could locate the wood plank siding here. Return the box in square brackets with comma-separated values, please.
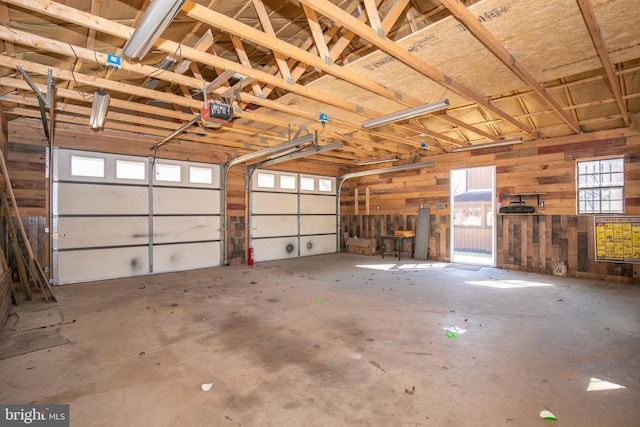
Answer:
[341, 130, 640, 282]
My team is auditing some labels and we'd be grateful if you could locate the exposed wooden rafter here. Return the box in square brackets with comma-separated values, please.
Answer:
[440, 0, 581, 134]
[297, 0, 537, 139]
[576, 0, 630, 127]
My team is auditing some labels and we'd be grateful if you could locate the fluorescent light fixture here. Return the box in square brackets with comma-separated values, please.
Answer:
[225, 134, 314, 168]
[123, 0, 186, 61]
[356, 157, 399, 166]
[451, 137, 524, 152]
[362, 99, 450, 129]
[89, 89, 110, 130]
[340, 161, 434, 181]
[338, 161, 435, 192]
[256, 142, 343, 168]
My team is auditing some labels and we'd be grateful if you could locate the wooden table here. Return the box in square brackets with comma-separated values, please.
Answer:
[380, 235, 415, 260]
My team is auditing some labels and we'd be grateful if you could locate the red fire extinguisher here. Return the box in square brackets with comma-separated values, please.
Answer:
[248, 245, 254, 266]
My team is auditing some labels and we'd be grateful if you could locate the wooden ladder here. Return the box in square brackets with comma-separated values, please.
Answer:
[0, 192, 31, 301]
[0, 149, 56, 302]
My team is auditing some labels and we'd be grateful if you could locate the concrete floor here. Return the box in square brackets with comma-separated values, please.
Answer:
[1, 253, 639, 426]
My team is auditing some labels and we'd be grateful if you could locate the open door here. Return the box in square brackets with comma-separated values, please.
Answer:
[450, 166, 495, 265]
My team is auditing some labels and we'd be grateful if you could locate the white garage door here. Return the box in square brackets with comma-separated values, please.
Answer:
[250, 170, 337, 262]
[53, 149, 221, 284]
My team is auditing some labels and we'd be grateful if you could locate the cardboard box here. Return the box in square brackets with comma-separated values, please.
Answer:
[394, 230, 415, 237]
[349, 246, 376, 256]
[346, 237, 376, 255]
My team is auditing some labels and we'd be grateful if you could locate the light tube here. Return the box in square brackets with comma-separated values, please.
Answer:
[362, 99, 450, 129]
[451, 137, 524, 152]
[123, 0, 186, 61]
[89, 89, 110, 130]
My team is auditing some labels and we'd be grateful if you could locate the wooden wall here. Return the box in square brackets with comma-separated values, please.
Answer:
[342, 214, 449, 260]
[341, 129, 640, 283]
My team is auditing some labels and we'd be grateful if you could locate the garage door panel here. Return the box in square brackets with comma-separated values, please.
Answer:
[153, 242, 220, 273]
[55, 149, 224, 284]
[300, 215, 335, 235]
[250, 170, 336, 263]
[252, 237, 298, 262]
[58, 183, 147, 215]
[300, 194, 336, 214]
[58, 217, 148, 249]
[58, 247, 149, 284]
[154, 188, 220, 214]
[252, 215, 297, 238]
[252, 193, 297, 214]
[153, 216, 220, 243]
[300, 235, 336, 256]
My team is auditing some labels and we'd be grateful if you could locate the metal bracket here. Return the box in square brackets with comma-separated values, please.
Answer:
[16, 65, 50, 108]
[17, 67, 55, 144]
[46, 69, 54, 110]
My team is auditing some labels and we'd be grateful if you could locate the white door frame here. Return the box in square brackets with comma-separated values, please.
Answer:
[450, 165, 496, 266]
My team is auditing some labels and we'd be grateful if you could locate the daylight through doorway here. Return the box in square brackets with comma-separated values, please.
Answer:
[450, 166, 496, 266]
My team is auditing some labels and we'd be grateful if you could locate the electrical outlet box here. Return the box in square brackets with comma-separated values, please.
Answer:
[106, 54, 122, 69]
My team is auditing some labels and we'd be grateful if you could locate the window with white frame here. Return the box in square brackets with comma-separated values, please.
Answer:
[257, 172, 275, 189]
[155, 163, 181, 182]
[280, 174, 296, 190]
[577, 158, 624, 214]
[300, 176, 315, 191]
[318, 178, 333, 192]
[189, 166, 213, 184]
[116, 159, 145, 180]
[70, 156, 105, 178]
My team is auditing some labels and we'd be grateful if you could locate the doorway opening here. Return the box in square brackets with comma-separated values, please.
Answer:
[450, 166, 495, 265]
